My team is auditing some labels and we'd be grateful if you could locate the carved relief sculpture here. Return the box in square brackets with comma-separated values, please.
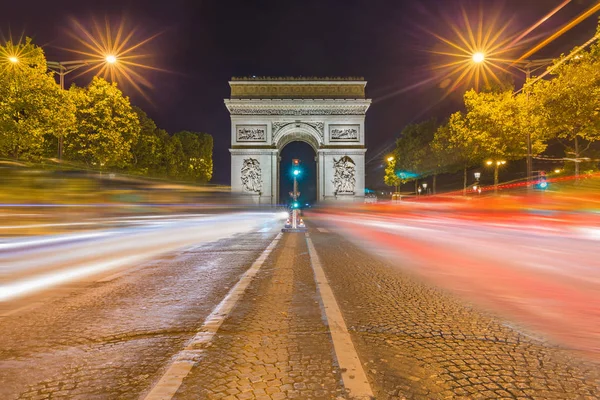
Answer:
[330, 124, 359, 141]
[241, 158, 263, 193]
[237, 125, 267, 141]
[332, 156, 356, 194]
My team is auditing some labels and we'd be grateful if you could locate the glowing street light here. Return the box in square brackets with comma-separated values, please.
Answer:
[105, 54, 117, 64]
[485, 160, 507, 194]
[387, 156, 395, 162]
[8, 56, 18, 63]
[472, 52, 485, 64]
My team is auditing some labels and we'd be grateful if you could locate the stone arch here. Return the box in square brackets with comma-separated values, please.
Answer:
[273, 123, 322, 152]
[226, 78, 370, 204]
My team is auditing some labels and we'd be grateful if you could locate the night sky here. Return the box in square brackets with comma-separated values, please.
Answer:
[4, 0, 600, 188]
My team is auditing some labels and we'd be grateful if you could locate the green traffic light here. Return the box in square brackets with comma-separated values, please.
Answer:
[293, 169, 300, 176]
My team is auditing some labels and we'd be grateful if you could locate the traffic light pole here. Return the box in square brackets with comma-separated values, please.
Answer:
[292, 174, 298, 230]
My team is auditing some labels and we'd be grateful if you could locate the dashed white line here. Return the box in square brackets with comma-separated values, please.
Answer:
[305, 233, 374, 399]
[143, 232, 283, 400]
[316, 227, 330, 233]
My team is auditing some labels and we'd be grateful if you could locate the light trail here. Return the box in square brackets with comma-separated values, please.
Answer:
[0, 231, 115, 251]
[516, 1, 600, 62]
[311, 204, 600, 356]
[506, 0, 572, 49]
[0, 212, 285, 302]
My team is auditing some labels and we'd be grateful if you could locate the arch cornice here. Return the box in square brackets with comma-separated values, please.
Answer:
[273, 122, 323, 152]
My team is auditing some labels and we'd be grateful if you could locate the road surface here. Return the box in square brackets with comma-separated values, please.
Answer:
[0, 210, 599, 399]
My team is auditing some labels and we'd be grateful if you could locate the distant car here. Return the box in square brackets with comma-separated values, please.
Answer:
[364, 193, 378, 203]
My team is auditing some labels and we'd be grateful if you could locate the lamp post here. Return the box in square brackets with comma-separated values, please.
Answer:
[486, 160, 506, 194]
[470, 51, 553, 189]
[422, 182, 428, 195]
[46, 55, 118, 160]
[513, 59, 554, 189]
[9, 54, 119, 160]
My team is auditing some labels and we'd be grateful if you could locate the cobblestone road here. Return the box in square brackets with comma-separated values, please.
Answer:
[309, 228, 600, 399]
[2, 222, 599, 399]
[174, 233, 344, 400]
[0, 229, 277, 400]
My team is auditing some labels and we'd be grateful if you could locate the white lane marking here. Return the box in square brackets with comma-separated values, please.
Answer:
[305, 233, 374, 399]
[258, 227, 271, 233]
[317, 227, 329, 233]
[143, 232, 283, 400]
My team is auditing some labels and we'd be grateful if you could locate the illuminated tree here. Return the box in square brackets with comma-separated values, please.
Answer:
[431, 112, 485, 194]
[384, 157, 401, 193]
[66, 77, 140, 168]
[173, 130, 213, 182]
[0, 38, 75, 160]
[533, 38, 600, 178]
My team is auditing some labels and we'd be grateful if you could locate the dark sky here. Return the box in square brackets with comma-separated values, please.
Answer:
[4, 0, 600, 186]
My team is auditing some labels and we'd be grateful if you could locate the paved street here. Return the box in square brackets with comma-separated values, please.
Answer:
[1, 216, 599, 399]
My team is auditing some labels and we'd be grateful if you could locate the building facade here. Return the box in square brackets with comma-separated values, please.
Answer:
[226, 77, 371, 204]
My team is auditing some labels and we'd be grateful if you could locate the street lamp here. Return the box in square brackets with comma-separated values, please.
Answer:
[472, 52, 485, 64]
[513, 58, 554, 189]
[486, 160, 506, 194]
[8, 56, 18, 63]
[387, 156, 394, 162]
[422, 182, 428, 195]
[46, 56, 119, 159]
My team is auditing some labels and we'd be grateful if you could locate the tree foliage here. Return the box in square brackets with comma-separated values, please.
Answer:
[66, 77, 140, 168]
[533, 36, 600, 176]
[384, 158, 401, 191]
[394, 119, 438, 179]
[173, 131, 213, 182]
[0, 38, 75, 160]
[0, 37, 215, 183]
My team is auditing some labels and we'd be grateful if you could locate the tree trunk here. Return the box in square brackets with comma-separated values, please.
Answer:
[574, 135, 580, 180]
[433, 173, 437, 195]
[415, 180, 418, 194]
[463, 166, 467, 196]
[494, 165, 499, 194]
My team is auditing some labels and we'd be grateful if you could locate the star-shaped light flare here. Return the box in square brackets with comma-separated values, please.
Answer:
[424, 5, 522, 93]
[61, 17, 166, 100]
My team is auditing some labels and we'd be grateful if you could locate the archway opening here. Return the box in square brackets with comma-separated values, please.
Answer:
[279, 141, 317, 206]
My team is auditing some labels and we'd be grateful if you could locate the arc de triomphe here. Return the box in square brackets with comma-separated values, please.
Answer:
[226, 77, 371, 204]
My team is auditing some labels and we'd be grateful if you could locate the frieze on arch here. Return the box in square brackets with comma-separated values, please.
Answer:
[226, 105, 370, 116]
[272, 121, 324, 138]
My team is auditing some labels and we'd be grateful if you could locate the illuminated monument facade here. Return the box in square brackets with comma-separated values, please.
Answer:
[226, 77, 371, 204]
